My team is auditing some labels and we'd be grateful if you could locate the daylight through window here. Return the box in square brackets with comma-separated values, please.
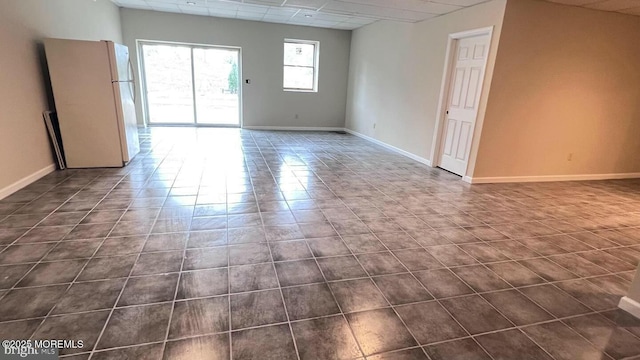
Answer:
[283, 39, 318, 92]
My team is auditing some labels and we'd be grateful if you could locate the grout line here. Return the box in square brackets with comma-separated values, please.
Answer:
[305, 167, 469, 359]
[257, 132, 371, 358]
[2, 296, 625, 349]
[88, 138, 178, 360]
[21, 174, 129, 345]
[157, 175, 194, 359]
[302, 224, 368, 357]
[326, 166, 605, 360]
[364, 181, 614, 360]
[248, 131, 302, 360]
[0, 129, 638, 360]
[2, 279, 627, 326]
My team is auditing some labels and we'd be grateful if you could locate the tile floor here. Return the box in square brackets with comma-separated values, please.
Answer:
[1, 127, 640, 359]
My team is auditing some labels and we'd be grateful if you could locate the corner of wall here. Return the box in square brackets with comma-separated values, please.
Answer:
[0, 0, 125, 199]
[0, 164, 56, 201]
[470, 0, 640, 181]
[345, 0, 510, 179]
[462, 0, 508, 179]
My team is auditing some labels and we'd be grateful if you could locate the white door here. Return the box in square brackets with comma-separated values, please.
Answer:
[438, 33, 490, 176]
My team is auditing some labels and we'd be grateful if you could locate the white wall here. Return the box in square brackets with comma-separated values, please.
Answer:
[345, 0, 506, 171]
[0, 0, 122, 197]
[120, 9, 351, 129]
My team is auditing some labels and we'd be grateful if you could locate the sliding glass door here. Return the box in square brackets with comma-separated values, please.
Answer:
[193, 48, 240, 125]
[141, 44, 193, 124]
[140, 42, 240, 126]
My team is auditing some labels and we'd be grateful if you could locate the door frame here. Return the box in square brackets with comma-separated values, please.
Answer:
[429, 26, 494, 179]
[136, 39, 243, 128]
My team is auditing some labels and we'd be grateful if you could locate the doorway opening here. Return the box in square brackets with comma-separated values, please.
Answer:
[431, 27, 493, 179]
[138, 41, 241, 127]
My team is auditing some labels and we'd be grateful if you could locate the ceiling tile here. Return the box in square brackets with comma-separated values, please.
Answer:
[151, 4, 181, 13]
[237, 3, 269, 14]
[236, 11, 265, 20]
[322, 1, 436, 21]
[338, 0, 462, 14]
[206, 2, 239, 10]
[244, 0, 286, 6]
[283, 0, 328, 10]
[175, 0, 207, 5]
[113, 0, 148, 6]
[208, 8, 237, 16]
[266, 7, 298, 16]
[147, 2, 182, 12]
[263, 14, 294, 20]
[342, 17, 377, 25]
[293, 10, 350, 22]
[179, 5, 209, 15]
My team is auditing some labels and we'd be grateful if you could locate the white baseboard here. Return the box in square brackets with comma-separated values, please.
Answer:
[466, 172, 640, 184]
[242, 127, 640, 185]
[619, 296, 640, 319]
[0, 164, 57, 200]
[242, 126, 345, 132]
[344, 128, 432, 167]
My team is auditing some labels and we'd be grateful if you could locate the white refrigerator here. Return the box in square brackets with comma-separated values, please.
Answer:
[44, 38, 140, 168]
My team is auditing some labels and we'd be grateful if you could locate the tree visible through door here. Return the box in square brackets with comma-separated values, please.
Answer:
[141, 42, 240, 126]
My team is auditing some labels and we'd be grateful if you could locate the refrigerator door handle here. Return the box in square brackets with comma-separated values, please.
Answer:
[128, 59, 136, 104]
[130, 82, 136, 104]
[129, 58, 136, 104]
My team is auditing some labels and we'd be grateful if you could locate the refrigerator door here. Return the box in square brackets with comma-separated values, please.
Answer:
[107, 41, 132, 82]
[107, 41, 140, 162]
[44, 38, 124, 168]
[112, 80, 140, 163]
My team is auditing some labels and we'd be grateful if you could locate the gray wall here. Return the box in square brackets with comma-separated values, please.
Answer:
[120, 9, 352, 129]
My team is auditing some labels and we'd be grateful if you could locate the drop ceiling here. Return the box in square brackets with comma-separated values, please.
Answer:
[110, 0, 640, 30]
[109, 0, 490, 29]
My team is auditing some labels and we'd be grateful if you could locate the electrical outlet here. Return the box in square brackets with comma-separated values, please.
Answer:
[567, 153, 573, 161]
[373, 123, 376, 129]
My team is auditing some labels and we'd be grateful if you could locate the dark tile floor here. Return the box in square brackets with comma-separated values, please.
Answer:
[1, 127, 640, 359]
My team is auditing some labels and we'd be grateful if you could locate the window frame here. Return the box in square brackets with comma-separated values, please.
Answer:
[283, 38, 319, 93]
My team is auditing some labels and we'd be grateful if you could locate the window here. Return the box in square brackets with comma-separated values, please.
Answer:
[283, 39, 319, 92]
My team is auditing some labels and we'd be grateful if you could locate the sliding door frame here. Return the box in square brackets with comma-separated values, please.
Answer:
[136, 39, 243, 128]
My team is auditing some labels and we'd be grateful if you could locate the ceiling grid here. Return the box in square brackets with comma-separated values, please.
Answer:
[109, 0, 640, 30]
